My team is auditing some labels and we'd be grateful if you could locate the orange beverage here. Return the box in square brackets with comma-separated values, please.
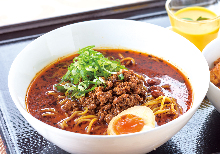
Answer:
[166, 0, 220, 51]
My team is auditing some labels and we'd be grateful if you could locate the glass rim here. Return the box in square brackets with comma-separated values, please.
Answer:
[165, 0, 220, 23]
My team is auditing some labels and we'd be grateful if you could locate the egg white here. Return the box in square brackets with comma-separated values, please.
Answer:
[107, 106, 155, 135]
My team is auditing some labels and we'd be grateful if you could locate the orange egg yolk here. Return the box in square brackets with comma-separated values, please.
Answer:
[113, 114, 145, 135]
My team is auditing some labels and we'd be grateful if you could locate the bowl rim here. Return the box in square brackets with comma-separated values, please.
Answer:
[203, 35, 220, 92]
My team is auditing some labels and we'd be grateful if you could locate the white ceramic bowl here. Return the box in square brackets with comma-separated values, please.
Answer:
[203, 36, 220, 113]
[8, 19, 209, 154]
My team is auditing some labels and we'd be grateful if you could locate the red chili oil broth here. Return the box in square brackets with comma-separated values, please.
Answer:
[25, 49, 193, 135]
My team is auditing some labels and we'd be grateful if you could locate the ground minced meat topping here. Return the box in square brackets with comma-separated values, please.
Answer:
[76, 69, 147, 124]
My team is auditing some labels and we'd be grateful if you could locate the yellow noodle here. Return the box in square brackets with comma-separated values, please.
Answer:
[93, 126, 101, 130]
[74, 115, 98, 123]
[65, 113, 68, 117]
[171, 103, 175, 113]
[134, 73, 145, 81]
[145, 100, 160, 106]
[144, 95, 179, 117]
[143, 86, 148, 92]
[58, 120, 68, 129]
[58, 110, 82, 129]
[150, 57, 160, 62]
[42, 112, 55, 116]
[145, 96, 169, 105]
[47, 91, 58, 96]
[152, 106, 160, 113]
[154, 109, 172, 115]
[40, 108, 57, 113]
[58, 95, 66, 99]
[159, 96, 166, 110]
[87, 118, 98, 133]
[120, 57, 135, 65]
[63, 121, 68, 127]
[118, 53, 124, 59]
[59, 119, 69, 129]
[59, 122, 65, 129]
[59, 98, 68, 105]
[78, 107, 88, 115]
[75, 119, 92, 126]
[66, 111, 82, 122]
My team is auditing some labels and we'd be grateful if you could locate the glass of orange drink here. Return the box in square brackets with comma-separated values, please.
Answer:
[165, 0, 220, 51]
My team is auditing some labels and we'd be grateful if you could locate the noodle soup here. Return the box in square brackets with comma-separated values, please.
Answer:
[26, 46, 193, 135]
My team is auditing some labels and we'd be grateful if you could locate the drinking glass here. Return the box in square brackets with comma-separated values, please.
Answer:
[165, 0, 220, 51]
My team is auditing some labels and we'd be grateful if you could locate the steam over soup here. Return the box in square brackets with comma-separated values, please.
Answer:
[26, 46, 193, 135]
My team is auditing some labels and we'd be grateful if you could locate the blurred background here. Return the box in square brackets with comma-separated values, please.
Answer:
[0, 0, 147, 27]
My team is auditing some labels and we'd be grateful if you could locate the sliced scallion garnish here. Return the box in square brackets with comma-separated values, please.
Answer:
[56, 45, 127, 98]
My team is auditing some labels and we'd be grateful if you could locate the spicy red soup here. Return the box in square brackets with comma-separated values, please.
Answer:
[26, 49, 193, 135]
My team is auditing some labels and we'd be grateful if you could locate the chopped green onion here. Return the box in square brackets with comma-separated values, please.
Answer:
[56, 86, 67, 92]
[56, 45, 127, 99]
[118, 73, 124, 80]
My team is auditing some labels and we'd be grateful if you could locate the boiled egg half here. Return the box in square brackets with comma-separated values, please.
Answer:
[107, 106, 155, 135]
